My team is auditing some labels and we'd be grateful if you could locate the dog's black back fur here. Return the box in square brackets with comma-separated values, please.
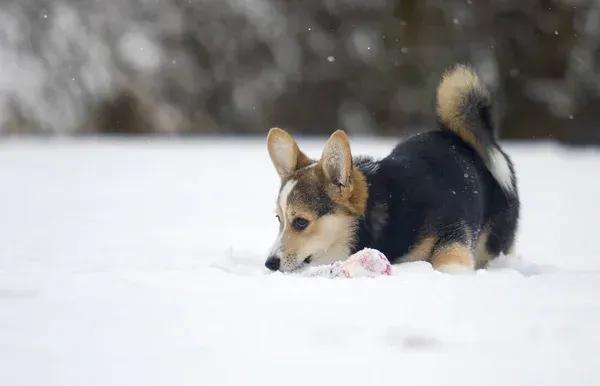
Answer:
[354, 130, 518, 263]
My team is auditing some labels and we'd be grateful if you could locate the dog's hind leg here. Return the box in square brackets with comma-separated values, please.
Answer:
[427, 222, 476, 271]
[430, 242, 475, 271]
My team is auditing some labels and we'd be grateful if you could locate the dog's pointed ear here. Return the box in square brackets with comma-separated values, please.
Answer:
[267, 128, 311, 179]
[320, 130, 353, 188]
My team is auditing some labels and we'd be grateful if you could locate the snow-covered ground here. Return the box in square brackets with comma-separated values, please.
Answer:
[1, 138, 599, 386]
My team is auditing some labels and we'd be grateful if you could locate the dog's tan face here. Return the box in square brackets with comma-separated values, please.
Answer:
[265, 128, 368, 272]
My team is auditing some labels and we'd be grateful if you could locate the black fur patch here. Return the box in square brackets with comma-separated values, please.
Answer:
[354, 130, 519, 263]
[290, 178, 334, 217]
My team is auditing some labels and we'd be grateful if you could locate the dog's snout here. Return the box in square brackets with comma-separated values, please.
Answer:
[265, 256, 280, 271]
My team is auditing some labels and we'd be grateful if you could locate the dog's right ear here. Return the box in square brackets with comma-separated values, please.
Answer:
[267, 128, 312, 179]
[320, 130, 353, 188]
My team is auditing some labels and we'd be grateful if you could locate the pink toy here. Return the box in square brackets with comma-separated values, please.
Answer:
[302, 248, 392, 278]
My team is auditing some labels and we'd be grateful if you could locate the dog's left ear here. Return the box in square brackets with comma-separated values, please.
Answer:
[320, 130, 353, 189]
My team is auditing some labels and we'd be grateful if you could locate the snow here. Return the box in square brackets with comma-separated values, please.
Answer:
[0, 138, 599, 386]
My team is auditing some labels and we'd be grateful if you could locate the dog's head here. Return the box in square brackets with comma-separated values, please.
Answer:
[264, 128, 368, 272]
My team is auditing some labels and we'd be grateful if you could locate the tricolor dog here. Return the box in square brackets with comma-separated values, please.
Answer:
[265, 65, 519, 272]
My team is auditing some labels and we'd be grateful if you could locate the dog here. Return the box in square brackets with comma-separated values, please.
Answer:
[264, 65, 519, 272]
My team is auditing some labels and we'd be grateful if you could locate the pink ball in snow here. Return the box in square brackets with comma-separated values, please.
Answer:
[337, 248, 392, 278]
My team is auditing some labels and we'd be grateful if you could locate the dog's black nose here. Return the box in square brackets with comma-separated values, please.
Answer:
[265, 256, 280, 271]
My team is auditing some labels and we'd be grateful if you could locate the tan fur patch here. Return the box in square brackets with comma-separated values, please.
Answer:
[430, 243, 475, 270]
[345, 167, 368, 215]
[289, 162, 368, 218]
[318, 166, 367, 216]
[474, 230, 494, 269]
[401, 236, 437, 262]
[436, 65, 488, 154]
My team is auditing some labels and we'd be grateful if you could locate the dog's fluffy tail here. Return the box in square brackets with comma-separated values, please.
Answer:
[436, 64, 516, 195]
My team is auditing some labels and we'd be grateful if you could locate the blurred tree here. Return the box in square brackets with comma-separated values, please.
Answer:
[0, 0, 598, 143]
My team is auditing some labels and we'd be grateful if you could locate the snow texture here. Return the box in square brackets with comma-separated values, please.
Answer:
[0, 138, 599, 386]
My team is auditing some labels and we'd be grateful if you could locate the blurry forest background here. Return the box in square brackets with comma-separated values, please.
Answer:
[0, 0, 599, 143]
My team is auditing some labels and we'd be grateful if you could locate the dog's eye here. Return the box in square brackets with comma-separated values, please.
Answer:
[292, 217, 310, 231]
